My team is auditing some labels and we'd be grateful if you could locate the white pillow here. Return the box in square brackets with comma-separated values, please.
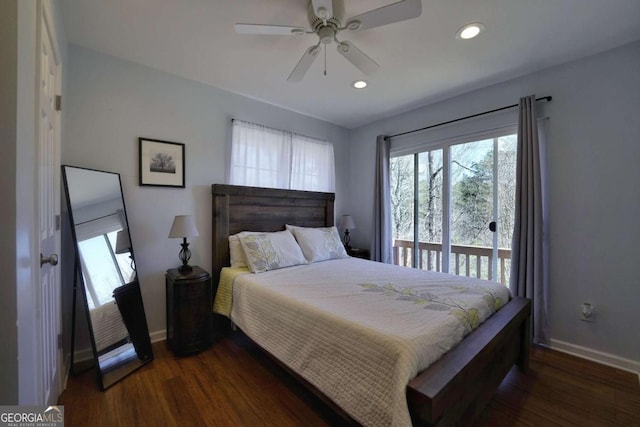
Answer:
[228, 234, 247, 268]
[238, 230, 307, 273]
[286, 225, 349, 263]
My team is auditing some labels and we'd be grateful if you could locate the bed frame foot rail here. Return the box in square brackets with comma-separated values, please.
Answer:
[407, 297, 531, 427]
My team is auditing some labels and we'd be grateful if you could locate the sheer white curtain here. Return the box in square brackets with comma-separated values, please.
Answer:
[230, 120, 291, 189]
[230, 119, 335, 192]
[291, 134, 335, 192]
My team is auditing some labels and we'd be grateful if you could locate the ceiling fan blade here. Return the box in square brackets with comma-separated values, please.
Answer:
[311, 0, 333, 20]
[287, 45, 321, 82]
[345, 0, 422, 31]
[234, 23, 307, 36]
[336, 41, 380, 75]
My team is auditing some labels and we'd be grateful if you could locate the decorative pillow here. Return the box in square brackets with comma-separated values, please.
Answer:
[238, 230, 307, 273]
[228, 234, 247, 268]
[286, 225, 349, 263]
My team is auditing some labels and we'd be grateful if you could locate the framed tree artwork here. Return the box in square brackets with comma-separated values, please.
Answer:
[139, 138, 185, 188]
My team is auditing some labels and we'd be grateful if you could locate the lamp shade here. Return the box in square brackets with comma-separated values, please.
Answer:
[168, 215, 199, 238]
[341, 215, 356, 230]
[115, 229, 131, 254]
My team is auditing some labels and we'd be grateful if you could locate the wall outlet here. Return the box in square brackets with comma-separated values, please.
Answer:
[580, 303, 595, 322]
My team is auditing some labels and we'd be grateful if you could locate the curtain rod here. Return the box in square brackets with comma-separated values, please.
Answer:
[388, 96, 552, 139]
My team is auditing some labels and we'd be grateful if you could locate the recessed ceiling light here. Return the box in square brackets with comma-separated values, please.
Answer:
[456, 23, 485, 40]
[352, 80, 367, 89]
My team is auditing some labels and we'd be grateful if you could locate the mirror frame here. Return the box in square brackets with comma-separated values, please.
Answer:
[62, 165, 153, 390]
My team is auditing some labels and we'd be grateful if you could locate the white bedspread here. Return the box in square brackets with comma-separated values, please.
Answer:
[226, 258, 510, 427]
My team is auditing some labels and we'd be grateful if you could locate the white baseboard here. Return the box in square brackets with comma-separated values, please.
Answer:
[61, 358, 70, 394]
[547, 339, 640, 376]
[150, 329, 166, 343]
[73, 347, 95, 363]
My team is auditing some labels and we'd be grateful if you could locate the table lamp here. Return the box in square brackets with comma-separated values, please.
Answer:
[341, 215, 356, 252]
[168, 215, 199, 273]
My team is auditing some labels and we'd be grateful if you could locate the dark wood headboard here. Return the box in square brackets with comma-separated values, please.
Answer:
[211, 184, 335, 283]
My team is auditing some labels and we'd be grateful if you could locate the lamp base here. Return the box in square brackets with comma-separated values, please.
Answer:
[178, 264, 193, 274]
[343, 229, 351, 249]
[178, 238, 193, 274]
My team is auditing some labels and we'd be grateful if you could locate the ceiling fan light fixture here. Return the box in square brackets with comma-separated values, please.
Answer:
[457, 22, 485, 40]
[352, 80, 367, 89]
[318, 26, 336, 44]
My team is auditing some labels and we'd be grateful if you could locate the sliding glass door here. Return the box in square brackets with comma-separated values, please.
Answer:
[390, 132, 516, 285]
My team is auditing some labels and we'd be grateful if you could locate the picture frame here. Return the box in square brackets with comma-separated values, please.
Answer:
[138, 138, 185, 188]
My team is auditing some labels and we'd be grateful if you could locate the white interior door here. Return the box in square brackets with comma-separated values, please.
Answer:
[37, 1, 62, 405]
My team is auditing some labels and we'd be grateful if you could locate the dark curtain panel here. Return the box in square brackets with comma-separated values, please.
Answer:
[510, 95, 549, 343]
[372, 135, 392, 263]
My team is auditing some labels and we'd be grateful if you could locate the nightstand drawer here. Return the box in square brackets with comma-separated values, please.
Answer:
[175, 281, 209, 299]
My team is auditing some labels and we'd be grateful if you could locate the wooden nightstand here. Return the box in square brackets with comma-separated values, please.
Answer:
[166, 266, 212, 356]
[347, 247, 370, 260]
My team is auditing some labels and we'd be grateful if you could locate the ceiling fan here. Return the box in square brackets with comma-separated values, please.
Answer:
[234, 0, 422, 82]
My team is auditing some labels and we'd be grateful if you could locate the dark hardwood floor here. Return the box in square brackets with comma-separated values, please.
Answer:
[59, 335, 640, 426]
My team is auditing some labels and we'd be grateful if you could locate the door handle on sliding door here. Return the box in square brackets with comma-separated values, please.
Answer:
[40, 253, 59, 267]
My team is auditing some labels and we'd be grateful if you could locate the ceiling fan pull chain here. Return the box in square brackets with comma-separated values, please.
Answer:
[324, 45, 327, 76]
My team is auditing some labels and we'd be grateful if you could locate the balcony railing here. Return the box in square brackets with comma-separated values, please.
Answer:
[393, 239, 511, 285]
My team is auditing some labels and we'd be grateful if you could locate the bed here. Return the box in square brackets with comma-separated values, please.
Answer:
[211, 184, 531, 427]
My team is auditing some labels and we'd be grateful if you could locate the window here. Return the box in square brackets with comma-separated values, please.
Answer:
[230, 119, 335, 192]
[390, 129, 517, 285]
[79, 231, 134, 309]
[75, 211, 134, 309]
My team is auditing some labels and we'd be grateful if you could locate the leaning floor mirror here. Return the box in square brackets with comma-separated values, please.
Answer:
[62, 165, 153, 390]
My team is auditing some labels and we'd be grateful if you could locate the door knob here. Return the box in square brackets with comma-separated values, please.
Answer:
[489, 221, 497, 232]
[40, 253, 59, 267]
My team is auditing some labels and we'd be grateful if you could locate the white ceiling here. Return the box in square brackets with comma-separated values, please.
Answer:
[60, 0, 640, 129]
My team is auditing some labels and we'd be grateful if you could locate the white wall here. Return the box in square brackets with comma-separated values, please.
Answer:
[63, 46, 350, 338]
[15, 0, 40, 404]
[348, 41, 640, 366]
[0, 0, 20, 404]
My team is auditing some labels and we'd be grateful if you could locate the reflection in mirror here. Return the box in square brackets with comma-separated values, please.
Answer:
[62, 165, 153, 390]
